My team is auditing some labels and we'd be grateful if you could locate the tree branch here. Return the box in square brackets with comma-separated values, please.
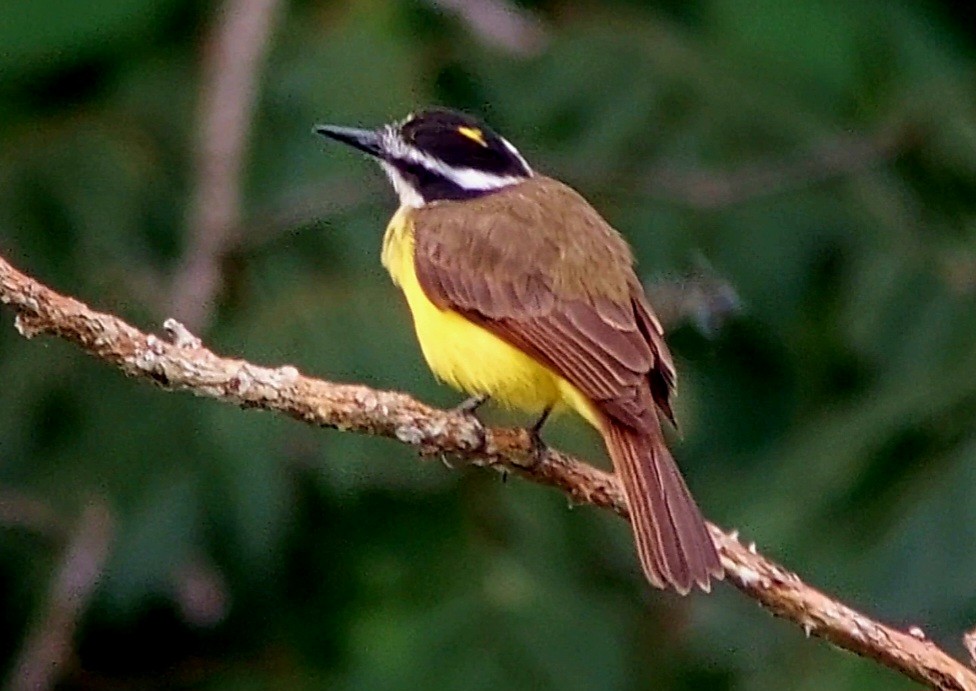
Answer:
[4, 500, 113, 691]
[1, 253, 974, 691]
[0, 488, 65, 539]
[645, 124, 915, 210]
[167, 0, 282, 330]
[424, 0, 548, 56]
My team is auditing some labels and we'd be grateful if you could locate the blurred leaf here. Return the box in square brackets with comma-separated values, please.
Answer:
[0, 0, 179, 78]
[708, 0, 864, 98]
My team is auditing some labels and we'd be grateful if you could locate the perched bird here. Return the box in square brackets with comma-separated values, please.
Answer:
[315, 108, 722, 593]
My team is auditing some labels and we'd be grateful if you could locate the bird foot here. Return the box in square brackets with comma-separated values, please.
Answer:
[451, 394, 489, 451]
[452, 393, 489, 417]
[525, 406, 553, 466]
[527, 428, 550, 466]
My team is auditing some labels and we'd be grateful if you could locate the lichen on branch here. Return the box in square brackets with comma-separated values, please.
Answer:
[1, 253, 974, 691]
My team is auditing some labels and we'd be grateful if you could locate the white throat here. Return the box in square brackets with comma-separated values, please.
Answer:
[381, 162, 425, 208]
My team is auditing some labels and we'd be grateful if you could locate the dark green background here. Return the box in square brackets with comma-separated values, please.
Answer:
[2, 1, 975, 688]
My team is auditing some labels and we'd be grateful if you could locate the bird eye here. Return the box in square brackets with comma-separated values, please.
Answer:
[457, 126, 487, 147]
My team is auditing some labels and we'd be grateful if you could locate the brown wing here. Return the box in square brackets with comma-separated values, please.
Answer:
[412, 175, 676, 430]
[414, 176, 721, 593]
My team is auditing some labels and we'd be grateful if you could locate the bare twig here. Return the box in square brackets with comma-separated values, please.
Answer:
[0, 488, 64, 538]
[228, 177, 373, 256]
[170, 552, 229, 628]
[646, 125, 915, 210]
[426, 0, 548, 56]
[965, 626, 976, 668]
[168, 0, 282, 330]
[1, 254, 975, 691]
[4, 500, 113, 691]
[644, 268, 741, 336]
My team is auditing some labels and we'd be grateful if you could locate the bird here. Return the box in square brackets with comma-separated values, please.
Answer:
[315, 108, 723, 593]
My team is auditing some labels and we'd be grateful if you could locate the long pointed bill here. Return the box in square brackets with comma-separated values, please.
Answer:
[314, 125, 383, 157]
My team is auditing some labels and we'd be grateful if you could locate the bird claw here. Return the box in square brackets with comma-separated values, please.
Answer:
[527, 428, 550, 465]
[452, 393, 489, 417]
[451, 394, 489, 451]
[525, 405, 553, 466]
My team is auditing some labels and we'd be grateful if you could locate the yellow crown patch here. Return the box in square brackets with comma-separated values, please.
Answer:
[457, 126, 487, 147]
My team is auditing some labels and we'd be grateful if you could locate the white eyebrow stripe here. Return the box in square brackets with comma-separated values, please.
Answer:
[380, 126, 534, 190]
[444, 167, 524, 190]
[500, 135, 531, 174]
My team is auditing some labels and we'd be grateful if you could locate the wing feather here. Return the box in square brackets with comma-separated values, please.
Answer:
[411, 175, 675, 430]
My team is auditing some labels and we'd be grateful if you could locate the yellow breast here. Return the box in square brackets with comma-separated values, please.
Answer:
[381, 207, 598, 426]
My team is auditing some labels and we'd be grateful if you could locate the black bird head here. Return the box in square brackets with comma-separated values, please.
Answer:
[315, 108, 532, 206]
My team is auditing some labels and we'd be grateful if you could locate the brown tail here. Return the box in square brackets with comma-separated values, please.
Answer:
[603, 419, 723, 594]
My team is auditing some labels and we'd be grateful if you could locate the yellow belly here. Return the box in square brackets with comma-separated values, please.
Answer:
[381, 208, 600, 428]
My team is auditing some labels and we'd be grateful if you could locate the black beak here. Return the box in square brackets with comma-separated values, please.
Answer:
[314, 124, 383, 158]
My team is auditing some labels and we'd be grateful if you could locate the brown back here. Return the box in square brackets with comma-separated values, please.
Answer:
[412, 175, 676, 431]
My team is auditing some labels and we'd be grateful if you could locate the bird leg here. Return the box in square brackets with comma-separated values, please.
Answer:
[450, 393, 490, 452]
[527, 406, 553, 463]
[452, 393, 490, 418]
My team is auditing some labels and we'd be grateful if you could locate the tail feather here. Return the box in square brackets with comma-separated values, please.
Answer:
[604, 420, 723, 593]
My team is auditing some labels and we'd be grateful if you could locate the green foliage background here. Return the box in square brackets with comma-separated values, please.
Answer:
[2, 0, 976, 688]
